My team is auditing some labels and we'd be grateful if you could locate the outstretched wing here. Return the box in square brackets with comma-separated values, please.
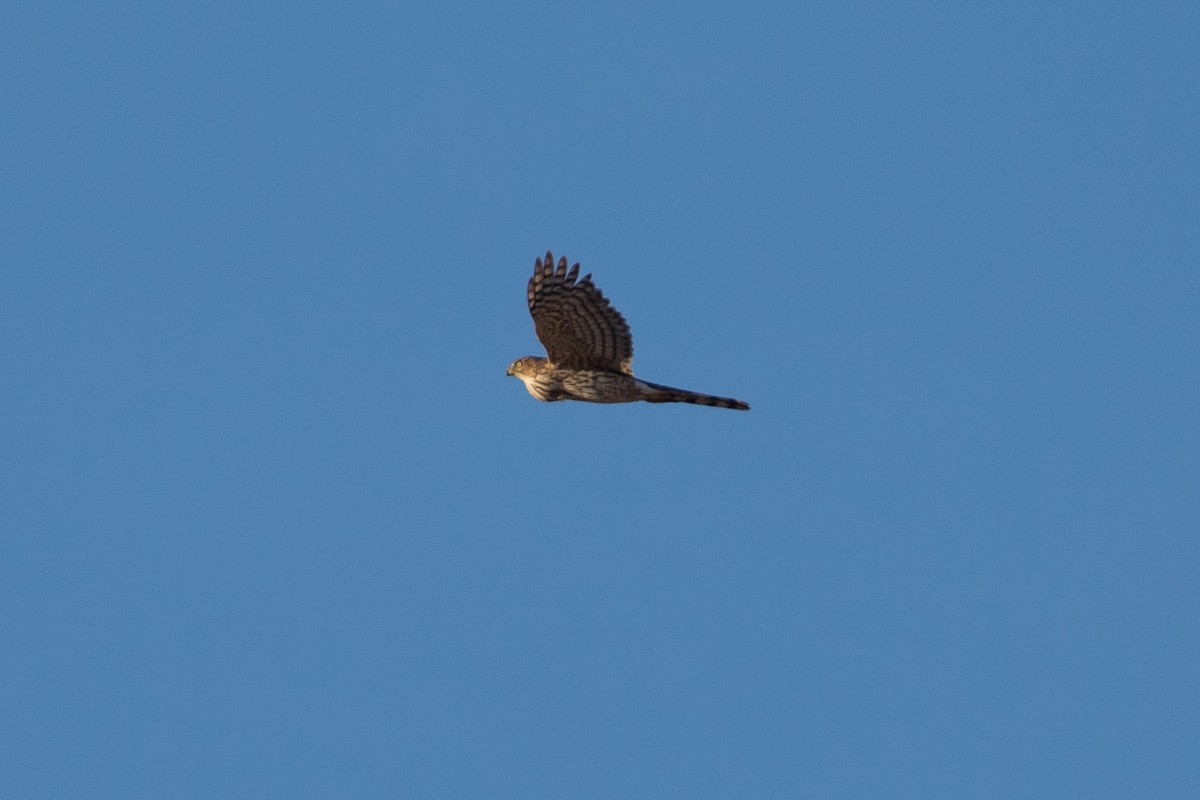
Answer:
[527, 251, 634, 374]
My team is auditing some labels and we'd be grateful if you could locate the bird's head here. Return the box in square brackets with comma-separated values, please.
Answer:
[506, 357, 542, 377]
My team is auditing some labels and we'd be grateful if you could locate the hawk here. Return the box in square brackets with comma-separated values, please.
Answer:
[507, 251, 750, 410]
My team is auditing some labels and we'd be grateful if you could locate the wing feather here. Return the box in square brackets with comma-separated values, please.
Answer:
[527, 251, 634, 373]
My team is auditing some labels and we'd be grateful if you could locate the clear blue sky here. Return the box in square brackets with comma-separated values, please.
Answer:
[2, 3, 1197, 797]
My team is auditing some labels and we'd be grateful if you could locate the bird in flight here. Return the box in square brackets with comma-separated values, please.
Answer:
[507, 251, 750, 410]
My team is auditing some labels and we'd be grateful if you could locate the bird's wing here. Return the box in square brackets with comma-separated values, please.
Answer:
[527, 251, 634, 374]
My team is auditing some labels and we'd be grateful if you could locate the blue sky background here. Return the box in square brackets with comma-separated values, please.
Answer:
[2, 2, 1197, 797]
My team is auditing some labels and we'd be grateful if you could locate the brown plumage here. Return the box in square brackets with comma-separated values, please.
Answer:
[507, 251, 749, 411]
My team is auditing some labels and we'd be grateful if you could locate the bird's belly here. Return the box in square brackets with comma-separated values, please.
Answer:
[561, 371, 640, 403]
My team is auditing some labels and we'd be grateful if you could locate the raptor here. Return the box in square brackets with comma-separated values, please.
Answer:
[507, 251, 750, 411]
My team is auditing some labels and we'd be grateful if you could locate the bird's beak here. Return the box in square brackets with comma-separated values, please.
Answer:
[505, 365, 512, 376]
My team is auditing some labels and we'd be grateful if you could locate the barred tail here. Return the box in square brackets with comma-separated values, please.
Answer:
[640, 380, 750, 411]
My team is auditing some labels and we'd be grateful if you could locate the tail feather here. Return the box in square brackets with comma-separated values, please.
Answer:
[641, 380, 750, 411]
